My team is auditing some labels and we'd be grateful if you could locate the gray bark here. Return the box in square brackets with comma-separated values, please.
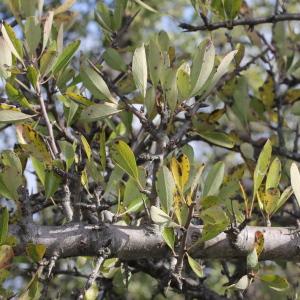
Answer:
[10, 223, 300, 261]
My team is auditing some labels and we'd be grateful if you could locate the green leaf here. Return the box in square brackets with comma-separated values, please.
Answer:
[253, 140, 272, 196]
[260, 274, 289, 292]
[200, 205, 229, 241]
[24, 16, 41, 56]
[290, 162, 300, 207]
[0, 165, 23, 201]
[80, 65, 116, 103]
[1, 23, 24, 65]
[103, 48, 126, 72]
[53, 40, 80, 74]
[156, 166, 176, 214]
[0, 110, 34, 123]
[176, 62, 191, 99]
[145, 86, 156, 119]
[224, 0, 243, 19]
[157, 31, 170, 52]
[132, 43, 148, 98]
[162, 68, 178, 113]
[266, 157, 281, 191]
[133, 0, 157, 13]
[204, 50, 238, 97]
[81, 135, 92, 161]
[197, 131, 235, 149]
[150, 206, 179, 227]
[272, 186, 293, 215]
[31, 156, 45, 185]
[113, 0, 127, 31]
[27, 65, 39, 90]
[111, 140, 139, 183]
[162, 227, 175, 251]
[0, 37, 12, 79]
[58, 140, 76, 171]
[0, 207, 9, 245]
[202, 162, 225, 197]
[148, 37, 163, 88]
[26, 243, 46, 263]
[40, 50, 58, 78]
[190, 39, 215, 96]
[45, 169, 61, 199]
[247, 248, 258, 270]
[186, 253, 204, 278]
[80, 103, 121, 122]
[42, 10, 54, 52]
[99, 128, 106, 171]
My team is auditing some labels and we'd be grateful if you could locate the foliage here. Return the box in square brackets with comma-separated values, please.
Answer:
[1, 0, 300, 299]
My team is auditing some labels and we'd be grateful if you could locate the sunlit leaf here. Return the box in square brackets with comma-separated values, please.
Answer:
[150, 206, 179, 227]
[290, 162, 300, 207]
[202, 161, 225, 197]
[80, 103, 121, 122]
[133, 0, 157, 13]
[253, 140, 272, 196]
[156, 166, 176, 214]
[132, 43, 148, 98]
[186, 253, 204, 278]
[42, 10, 54, 52]
[111, 140, 139, 183]
[0, 110, 34, 123]
[162, 227, 175, 251]
[0, 37, 12, 79]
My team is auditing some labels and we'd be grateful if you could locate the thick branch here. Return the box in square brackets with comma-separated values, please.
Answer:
[179, 13, 300, 32]
[10, 223, 300, 261]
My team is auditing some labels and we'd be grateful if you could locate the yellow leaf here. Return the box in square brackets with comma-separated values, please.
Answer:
[259, 75, 275, 109]
[16, 125, 52, 166]
[170, 154, 190, 193]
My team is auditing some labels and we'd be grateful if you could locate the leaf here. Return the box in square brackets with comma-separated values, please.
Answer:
[0, 165, 23, 201]
[145, 86, 156, 119]
[291, 162, 300, 207]
[132, 44, 148, 98]
[80, 65, 116, 103]
[24, 16, 41, 56]
[253, 140, 272, 196]
[54, 0, 76, 15]
[45, 169, 61, 198]
[0, 110, 34, 123]
[17, 124, 53, 166]
[133, 0, 157, 13]
[247, 248, 258, 270]
[190, 164, 205, 196]
[0, 207, 9, 245]
[148, 37, 163, 88]
[80, 103, 121, 122]
[80, 135, 92, 161]
[204, 50, 238, 96]
[0, 245, 14, 269]
[260, 274, 289, 292]
[58, 140, 76, 171]
[265, 157, 281, 191]
[111, 140, 139, 183]
[31, 156, 45, 185]
[254, 231, 264, 257]
[156, 166, 176, 214]
[40, 50, 58, 77]
[162, 68, 178, 113]
[264, 188, 280, 216]
[259, 75, 275, 109]
[186, 253, 204, 278]
[272, 186, 292, 215]
[176, 62, 191, 99]
[27, 65, 39, 90]
[233, 275, 250, 290]
[103, 48, 126, 72]
[26, 243, 46, 263]
[150, 206, 179, 227]
[197, 131, 235, 148]
[53, 40, 80, 74]
[42, 10, 54, 52]
[1, 23, 24, 65]
[190, 39, 215, 96]
[0, 37, 12, 79]
[170, 154, 190, 194]
[157, 31, 170, 52]
[162, 227, 175, 251]
[202, 161, 225, 197]
[224, 0, 243, 19]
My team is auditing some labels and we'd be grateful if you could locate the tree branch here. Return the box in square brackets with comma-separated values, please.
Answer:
[10, 222, 300, 261]
[179, 13, 300, 32]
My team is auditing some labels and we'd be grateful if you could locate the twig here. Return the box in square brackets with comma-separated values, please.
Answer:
[36, 86, 59, 157]
[179, 13, 300, 32]
[62, 183, 73, 222]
